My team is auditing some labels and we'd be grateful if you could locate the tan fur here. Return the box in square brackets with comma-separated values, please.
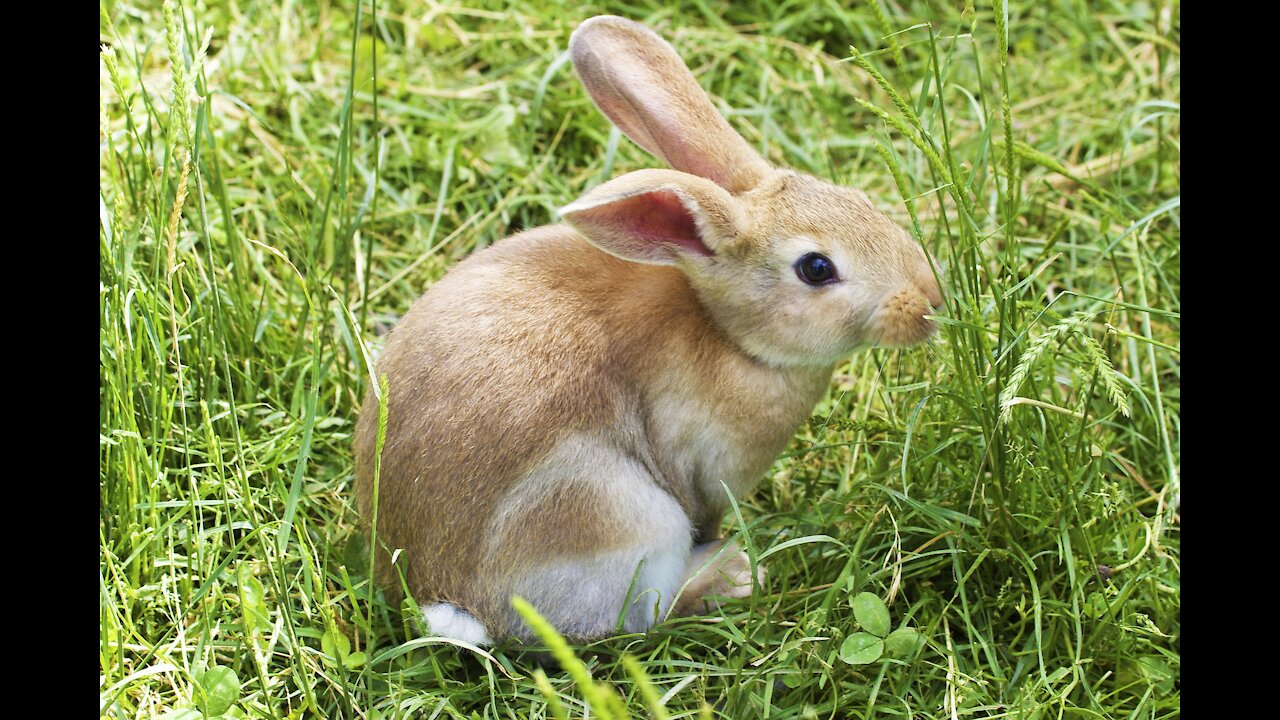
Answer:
[568, 17, 772, 192]
[353, 16, 942, 643]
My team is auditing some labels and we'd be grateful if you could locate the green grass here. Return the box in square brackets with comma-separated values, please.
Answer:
[100, 0, 1180, 718]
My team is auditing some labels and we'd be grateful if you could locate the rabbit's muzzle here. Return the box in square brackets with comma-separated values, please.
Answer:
[875, 283, 940, 347]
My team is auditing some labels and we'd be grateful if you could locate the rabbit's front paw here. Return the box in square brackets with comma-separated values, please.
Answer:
[672, 540, 765, 616]
[708, 548, 761, 600]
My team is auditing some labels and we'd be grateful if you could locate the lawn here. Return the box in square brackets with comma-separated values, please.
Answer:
[100, 1, 1180, 718]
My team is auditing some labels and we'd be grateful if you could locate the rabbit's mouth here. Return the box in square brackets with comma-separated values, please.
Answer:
[873, 287, 939, 348]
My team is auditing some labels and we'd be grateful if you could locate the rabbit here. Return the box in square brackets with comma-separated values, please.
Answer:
[353, 15, 943, 646]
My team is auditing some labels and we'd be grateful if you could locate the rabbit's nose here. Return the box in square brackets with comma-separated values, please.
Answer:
[917, 273, 943, 311]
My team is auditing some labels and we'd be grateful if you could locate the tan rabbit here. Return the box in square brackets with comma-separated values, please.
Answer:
[353, 15, 943, 645]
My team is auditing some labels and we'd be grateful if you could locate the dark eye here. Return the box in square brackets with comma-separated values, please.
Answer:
[795, 253, 838, 285]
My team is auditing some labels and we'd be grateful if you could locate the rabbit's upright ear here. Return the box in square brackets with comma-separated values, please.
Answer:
[570, 16, 771, 195]
[560, 169, 747, 265]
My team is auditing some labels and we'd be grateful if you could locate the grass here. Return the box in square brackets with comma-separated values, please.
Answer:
[100, 0, 1180, 718]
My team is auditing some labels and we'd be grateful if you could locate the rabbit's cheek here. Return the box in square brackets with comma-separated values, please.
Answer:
[777, 283, 878, 363]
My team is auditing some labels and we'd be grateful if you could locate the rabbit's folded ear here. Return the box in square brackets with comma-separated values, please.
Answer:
[570, 16, 772, 195]
[560, 168, 748, 265]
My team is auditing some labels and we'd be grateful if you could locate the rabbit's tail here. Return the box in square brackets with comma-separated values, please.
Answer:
[422, 602, 493, 646]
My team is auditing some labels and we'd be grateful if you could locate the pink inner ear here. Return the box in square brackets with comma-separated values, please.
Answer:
[618, 190, 711, 257]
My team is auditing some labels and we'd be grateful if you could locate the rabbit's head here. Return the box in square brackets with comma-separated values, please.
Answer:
[561, 16, 942, 367]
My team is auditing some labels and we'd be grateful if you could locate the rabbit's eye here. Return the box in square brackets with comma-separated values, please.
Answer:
[795, 253, 838, 285]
